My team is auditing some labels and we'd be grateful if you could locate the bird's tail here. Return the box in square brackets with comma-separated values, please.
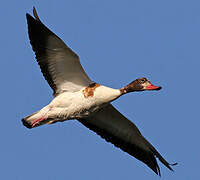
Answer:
[22, 107, 51, 128]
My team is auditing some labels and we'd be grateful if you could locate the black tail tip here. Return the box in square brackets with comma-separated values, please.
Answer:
[22, 118, 32, 129]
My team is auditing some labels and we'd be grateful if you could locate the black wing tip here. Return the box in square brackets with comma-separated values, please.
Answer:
[171, 162, 178, 166]
[152, 162, 177, 176]
[26, 12, 36, 25]
[21, 118, 32, 129]
[33, 7, 41, 21]
[33, 6, 36, 12]
[26, 7, 40, 21]
[151, 167, 161, 176]
[150, 160, 161, 176]
[169, 162, 178, 171]
[157, 167, 161, 176]
[154, 162, 178, 176]
[164, 161, 178, 172]
[26, 13, 32, 19]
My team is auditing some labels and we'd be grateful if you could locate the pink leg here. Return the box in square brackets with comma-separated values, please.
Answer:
[31, 106, 53, 127]
[32, 117, 46, 127]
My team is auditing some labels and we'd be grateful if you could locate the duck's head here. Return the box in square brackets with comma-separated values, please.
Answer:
[120, 77, 162, 94]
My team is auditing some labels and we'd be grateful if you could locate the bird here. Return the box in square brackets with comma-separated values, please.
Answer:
[22, 7, 177, 176]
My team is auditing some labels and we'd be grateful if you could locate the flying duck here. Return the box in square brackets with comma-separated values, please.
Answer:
[22, 8, 176, 176]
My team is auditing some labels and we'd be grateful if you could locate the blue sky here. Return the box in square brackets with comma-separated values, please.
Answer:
[1, 0, 199, 179]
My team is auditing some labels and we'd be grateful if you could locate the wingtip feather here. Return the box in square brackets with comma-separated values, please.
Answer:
[33, 7, 41, 21]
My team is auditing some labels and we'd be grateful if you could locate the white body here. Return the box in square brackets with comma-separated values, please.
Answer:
[29, 85, 121, 123]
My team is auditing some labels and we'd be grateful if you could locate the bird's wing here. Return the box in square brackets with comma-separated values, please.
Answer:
[26, 8, 92, 96]
[78, 104, 176, 175]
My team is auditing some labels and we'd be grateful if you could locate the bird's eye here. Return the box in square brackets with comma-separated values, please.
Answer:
[140, 79, 146, 83]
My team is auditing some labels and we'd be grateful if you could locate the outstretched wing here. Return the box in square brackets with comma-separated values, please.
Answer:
[26, 8, 92, 96]
[78, 104, 176, 175]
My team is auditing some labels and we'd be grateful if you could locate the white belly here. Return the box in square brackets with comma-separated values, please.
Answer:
[47, 85, 121, 120]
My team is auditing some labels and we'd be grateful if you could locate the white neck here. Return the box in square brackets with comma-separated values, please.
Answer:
[92, 85, 121, 104]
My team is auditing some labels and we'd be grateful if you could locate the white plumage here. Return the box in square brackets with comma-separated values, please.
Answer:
[30, 85, 121, 122]
[22, 7, 176, 176]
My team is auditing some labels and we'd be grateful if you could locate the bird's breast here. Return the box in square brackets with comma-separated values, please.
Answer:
[49, 84, 121, 119]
